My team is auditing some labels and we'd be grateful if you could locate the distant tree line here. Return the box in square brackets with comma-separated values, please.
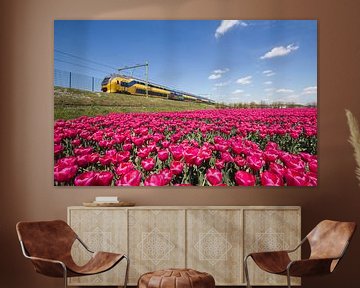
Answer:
[215, 101, 317, 109]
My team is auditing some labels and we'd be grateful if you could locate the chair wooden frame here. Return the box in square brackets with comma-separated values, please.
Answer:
[243, 220, 356, 288]
[16, 220, 129, 288]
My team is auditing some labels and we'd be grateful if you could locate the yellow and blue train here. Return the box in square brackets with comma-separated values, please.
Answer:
[101, 75, 214, 104]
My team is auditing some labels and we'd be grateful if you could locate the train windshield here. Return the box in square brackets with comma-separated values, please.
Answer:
[101, 77, 111, 85]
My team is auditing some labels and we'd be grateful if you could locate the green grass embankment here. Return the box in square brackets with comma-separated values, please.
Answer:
[54, 87, 215, 120]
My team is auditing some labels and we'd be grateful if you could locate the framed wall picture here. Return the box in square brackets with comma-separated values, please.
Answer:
[54, 20, 317, 186]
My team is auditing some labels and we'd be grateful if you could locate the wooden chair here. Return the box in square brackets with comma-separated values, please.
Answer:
[16, 220, 129, 288]
[244, 220, 356, 288]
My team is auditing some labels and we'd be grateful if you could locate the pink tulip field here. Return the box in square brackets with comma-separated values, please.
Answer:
[54, 108, 317, 186]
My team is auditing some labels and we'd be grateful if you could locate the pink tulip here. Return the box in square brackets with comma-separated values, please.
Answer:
[300, 152, 313, 162]
[184, 147, 199, 165]
[74, 147, 93, 156]
[284, 169, 309, 186]
[115, 162, 135, 176]
[158, 150, 169, 161]
[54, 144, 63, 155]
[54, 164, 78, 182]
[265, 142, 279, 151]
[283, 157, 305, 172]
[96, 171, 114, 186]
[57, 156, 76, 167]
[76, 155, 91, 167]
[99, 155, 114, 166]
[235, 171, 256, 186]
[261, 171, 284, 186]
[170, 145, 184, 161]
[137, 147, 151, 158]
[231, 142, 244, 154]
[264, 150, 278, 162]
[247, 155, 264, 171]
[117, 151, 130, 162]
[159, 168, 173, 185]
[74, 171, 97, 186]
[170, 161, 184, 175]
[269, 162, 286, 177]
[74, 171, 113, 186]
[161, 140, 170, 148]
[116, 170, 142, 186]
[234, 156, 246, 167]
[221, 152, 234, 163]
[215, 159, 225, 170]
[142, 158, 156, 171]
[307, 172, 317, 186]
[132, 137, 144, 146]
[144, 174, 166, 186]
[206, 168, 223, 186]
[309, 159, 317, 173]
[123, 142, 133, 151]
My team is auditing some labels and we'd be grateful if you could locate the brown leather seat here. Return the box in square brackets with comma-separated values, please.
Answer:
[16, 220, 129, 288]
[244, 220, 356, 288]
[138, 268, 215, 288]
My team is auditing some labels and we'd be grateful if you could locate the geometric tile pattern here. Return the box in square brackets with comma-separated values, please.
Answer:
[138, 228, 175, 265]
[194, 227, 232, 265]
[128, 209, 186, 284]
[187, 209, 243, 285]
[252, 228, 287, 252]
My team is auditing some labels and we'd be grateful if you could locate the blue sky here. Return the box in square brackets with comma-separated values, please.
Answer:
[54, 20, 317, 104]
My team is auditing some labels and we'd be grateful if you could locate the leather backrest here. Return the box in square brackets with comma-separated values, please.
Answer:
[307, 220, 356, 260]
[16, 220, 77, 261]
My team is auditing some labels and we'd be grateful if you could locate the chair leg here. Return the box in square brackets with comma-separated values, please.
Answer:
[286, 270, 291, 288]
[123, 255, 130, 288]
[244, 255, 252, 288]
[62, 264, 68, 288]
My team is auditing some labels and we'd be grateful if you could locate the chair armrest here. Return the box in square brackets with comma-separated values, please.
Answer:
[76, 236, 94, 253]
[25, 255, 67, 278]
[287, 258, 336, 277]
[247, 250, 290, 258]
[246, 251, 292, 274]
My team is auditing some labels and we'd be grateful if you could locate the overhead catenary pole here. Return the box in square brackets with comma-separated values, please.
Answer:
[145, 61, 149, 98]
[118, 62, 149, 97]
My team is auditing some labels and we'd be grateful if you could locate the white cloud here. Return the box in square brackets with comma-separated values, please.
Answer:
[232, 89, 244, 94]
[262, 70, 275, 76]
[208, 68, 229, 80]
[260, 44, 299, 59]
[276, 88, 295, 93]
[263, 81, 272, 85]
[213, 68, 229, 74]
[215, 81, 231, 87]
[208, 74, 221, 80]
[264, 88, 274, 92]
[302, 86, 317, 94]
[236, 75, 252, 85]
[215, 20, 247, 38]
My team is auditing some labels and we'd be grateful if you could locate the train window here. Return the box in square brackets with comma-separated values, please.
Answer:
[136, 88, 146, 94]
[117, 80, 119, 84]
[121, 81, 127, 87]
[101, 77, 110, 85]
